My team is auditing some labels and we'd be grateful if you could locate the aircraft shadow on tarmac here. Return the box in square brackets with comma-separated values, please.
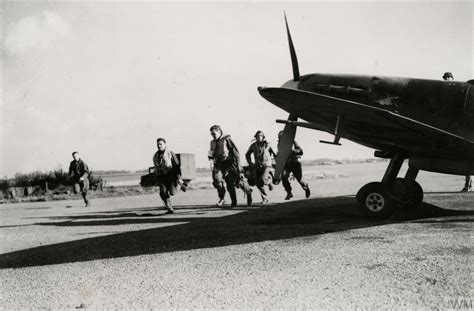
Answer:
[0, 196, 473, 269]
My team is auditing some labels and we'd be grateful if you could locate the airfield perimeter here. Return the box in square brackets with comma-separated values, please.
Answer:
[0, 162, 472, 309]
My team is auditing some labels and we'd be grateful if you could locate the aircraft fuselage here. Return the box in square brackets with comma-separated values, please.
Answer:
[295, 74, 474, 141]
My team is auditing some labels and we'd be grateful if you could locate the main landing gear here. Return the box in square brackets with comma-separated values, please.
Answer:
[356, 154, 423, 219]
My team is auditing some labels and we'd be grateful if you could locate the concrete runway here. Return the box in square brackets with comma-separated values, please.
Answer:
[0, 164, 472, 309]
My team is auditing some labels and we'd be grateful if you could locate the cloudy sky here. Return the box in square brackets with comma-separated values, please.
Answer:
[1, 1, 472, 177]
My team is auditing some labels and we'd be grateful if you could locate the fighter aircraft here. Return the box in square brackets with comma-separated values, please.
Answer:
[258, 15, 474, 219]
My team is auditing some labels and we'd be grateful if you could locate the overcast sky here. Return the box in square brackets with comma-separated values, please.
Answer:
[1, 1, 472, 177]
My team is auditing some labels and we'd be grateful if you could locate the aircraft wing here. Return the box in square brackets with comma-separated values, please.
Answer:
[258, 87, 474, 160]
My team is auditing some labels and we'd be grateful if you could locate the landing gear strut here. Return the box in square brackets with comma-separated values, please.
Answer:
[356, 154, 424, 219]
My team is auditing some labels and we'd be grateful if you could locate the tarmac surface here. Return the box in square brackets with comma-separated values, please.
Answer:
[0, 162, 472, 309]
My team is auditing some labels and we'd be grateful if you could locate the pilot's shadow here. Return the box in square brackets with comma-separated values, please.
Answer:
[0, 196, 472, 269]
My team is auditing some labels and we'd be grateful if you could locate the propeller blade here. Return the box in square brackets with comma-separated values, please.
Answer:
[284, 13, 300, 82]
[274, 113, 298, 181]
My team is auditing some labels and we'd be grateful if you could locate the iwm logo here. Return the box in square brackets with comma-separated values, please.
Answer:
[445, 297, 473, 310]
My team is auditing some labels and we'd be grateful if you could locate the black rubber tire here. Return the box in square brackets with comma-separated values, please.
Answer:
[410, 180, 424, 207]
[391, 178, 423, 209]
[356, 182, 396, 219]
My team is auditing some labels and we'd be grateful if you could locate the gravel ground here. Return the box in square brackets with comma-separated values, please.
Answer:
[0, 162, 472, 309]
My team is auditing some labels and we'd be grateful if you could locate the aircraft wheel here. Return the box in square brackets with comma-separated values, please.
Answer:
[391, 178, 423, 208]
[356, 182, 396, 219]
[391, 178, 412, 208]
[410, 180, 423, 207]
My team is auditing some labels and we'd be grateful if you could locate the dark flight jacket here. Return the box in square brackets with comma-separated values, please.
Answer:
[69, 159, 89, 182]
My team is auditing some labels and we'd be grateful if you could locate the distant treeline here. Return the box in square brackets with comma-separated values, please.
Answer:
[93, 170, 133, 175]
[0, 169, 103, 193]
[1, 158, 386, 191]
[192, 158, 386, 171]
[79, 158, 389, 175]
[301, 158, 388, 166]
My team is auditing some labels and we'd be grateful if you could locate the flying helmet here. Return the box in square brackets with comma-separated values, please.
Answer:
[254, 130, 265, 139]
[442, 72, 453, 80]
[209, 125, 222, 132]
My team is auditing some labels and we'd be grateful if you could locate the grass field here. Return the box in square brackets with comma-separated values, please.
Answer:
[2, 161, 470, 204]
